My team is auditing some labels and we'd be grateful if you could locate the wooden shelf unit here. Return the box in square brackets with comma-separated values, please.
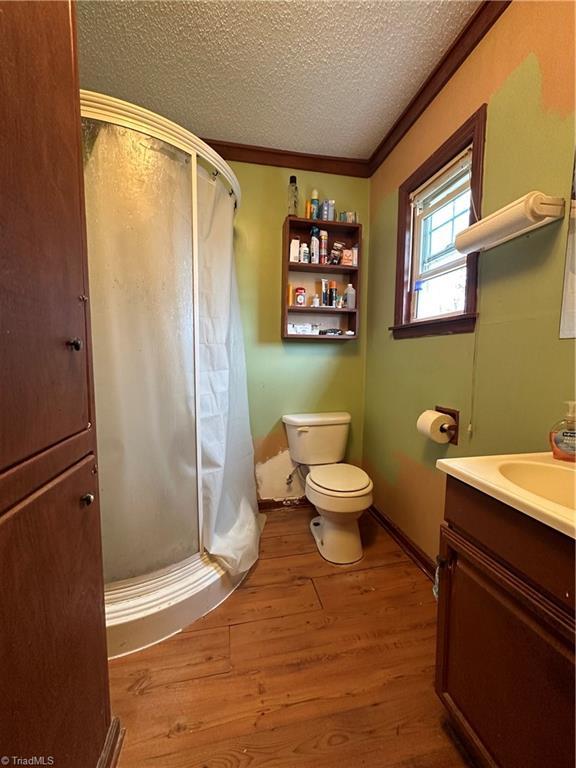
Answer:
[282, 216, 362, 341]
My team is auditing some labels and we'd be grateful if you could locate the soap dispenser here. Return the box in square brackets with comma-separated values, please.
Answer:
[549, 401, 576, 462]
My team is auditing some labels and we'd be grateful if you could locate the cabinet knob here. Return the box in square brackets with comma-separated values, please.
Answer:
[66, 337, 83, 351]
[81, 493, 95, 506]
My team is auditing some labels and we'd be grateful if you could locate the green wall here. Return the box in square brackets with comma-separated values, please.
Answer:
[363, 55, 575, 557]
[230, 44, 573, 532]
[231, 162, 370, 464]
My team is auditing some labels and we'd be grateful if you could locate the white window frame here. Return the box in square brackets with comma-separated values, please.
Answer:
[409, 148, 472, 323]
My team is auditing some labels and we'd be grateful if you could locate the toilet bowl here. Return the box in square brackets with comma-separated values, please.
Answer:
[305, 463, 373, 564]
[281, 413, 374, 565]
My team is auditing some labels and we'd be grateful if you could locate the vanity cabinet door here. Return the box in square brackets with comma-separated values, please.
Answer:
[0, 456, 110, 767]
[435, 525, 575, 768]
[0, 0, 91, 471]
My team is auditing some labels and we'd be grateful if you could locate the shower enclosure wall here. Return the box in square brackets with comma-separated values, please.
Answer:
[81, 91, 261, 657]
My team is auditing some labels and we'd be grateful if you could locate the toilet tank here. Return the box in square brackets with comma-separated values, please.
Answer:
[282, 412, 351, 465]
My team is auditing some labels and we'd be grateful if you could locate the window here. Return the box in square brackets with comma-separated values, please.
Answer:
[411, 150, 471, 321]
[391, 105, 486, 339]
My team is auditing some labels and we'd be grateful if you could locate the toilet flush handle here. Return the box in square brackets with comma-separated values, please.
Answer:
[297, 426, 309, 433]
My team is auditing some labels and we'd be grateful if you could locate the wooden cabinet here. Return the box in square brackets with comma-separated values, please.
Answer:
[0, 3, 121, 766]
[436, 478, 575, 768]
[0, 0, 91, 472]
[281, 217, 362, 341]
[0, 458, 110, 765]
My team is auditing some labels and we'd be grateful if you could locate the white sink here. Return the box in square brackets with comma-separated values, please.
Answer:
[437, 452, 576, 539]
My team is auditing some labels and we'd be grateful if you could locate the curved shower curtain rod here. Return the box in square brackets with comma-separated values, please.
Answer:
[79, 89, 241, 206]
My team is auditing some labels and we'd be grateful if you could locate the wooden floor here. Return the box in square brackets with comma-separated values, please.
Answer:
[109, 506, 471, 768]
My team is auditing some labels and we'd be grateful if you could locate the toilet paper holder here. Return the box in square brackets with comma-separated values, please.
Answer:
[435, 405, 459, 445]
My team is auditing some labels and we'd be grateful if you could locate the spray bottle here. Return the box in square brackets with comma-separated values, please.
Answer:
[310, 189, 319, 220]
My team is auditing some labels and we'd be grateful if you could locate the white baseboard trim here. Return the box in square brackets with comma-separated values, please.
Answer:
[105, 552, 245, 658]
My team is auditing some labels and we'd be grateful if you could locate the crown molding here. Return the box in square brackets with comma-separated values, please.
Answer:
[202, 1, 511, 179]
[200, 138, 370, 178]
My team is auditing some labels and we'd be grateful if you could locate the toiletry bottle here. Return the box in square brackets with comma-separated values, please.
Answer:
[310, 190, 319, 220]
[550, 401, 576, 462]
[288, 175, 298, 216]
[344, 283, 356, 309]
[299, 243, 310, 263]
[289, 238, 300, 262]
[328, 280, 337, 307]
[319, 230, 328, 263]
[295, 287, 306, 306]
[321, 278, 328, 306]
[310, 226, 320, 264]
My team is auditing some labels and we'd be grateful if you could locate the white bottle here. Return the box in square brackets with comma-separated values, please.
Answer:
[344, 283, 356, 309]
[299, 243, 310, 263]
[310, 227, 320, 264]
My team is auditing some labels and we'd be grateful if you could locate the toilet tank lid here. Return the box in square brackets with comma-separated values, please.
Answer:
[282, 412, 351, 426]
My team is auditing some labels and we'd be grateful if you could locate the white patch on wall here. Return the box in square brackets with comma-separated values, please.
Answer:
[255, 450, 305, 501]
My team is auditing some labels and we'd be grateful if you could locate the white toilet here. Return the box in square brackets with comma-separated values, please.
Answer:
[282, 412, 373, 564]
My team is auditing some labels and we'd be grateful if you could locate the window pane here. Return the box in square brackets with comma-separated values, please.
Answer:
[430, 204, 453, 228]
[430, 221, 453, 256]
[454, 189, 471, 214]
[454, 211, 470, 236]
[419, 188, 471, 274]
[414, 267, 467, 320]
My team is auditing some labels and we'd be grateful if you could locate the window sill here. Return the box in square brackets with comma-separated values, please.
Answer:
[389, 313, 477, 339]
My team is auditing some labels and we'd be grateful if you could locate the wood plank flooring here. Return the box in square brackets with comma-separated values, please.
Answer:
[109, 506, 471, 768]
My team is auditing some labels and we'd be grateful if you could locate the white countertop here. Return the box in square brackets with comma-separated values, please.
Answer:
[437, 452, 576, 539]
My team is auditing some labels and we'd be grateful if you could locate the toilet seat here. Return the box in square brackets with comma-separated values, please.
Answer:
[307, 463, 372, 497]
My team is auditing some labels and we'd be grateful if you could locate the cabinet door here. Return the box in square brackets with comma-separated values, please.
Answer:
[0, 456, 110, 766]
[435, 526, 575, 768]
[0, 1, 90, 471]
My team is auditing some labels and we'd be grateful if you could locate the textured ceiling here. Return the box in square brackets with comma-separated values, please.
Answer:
[77, 0, 482, 158]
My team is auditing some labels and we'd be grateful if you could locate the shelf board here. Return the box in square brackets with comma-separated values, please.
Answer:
[287, 216, 361, 231]
[287, 262, 358, 274]
[287, 306, 357, 314]
[283, 333, 358, 342]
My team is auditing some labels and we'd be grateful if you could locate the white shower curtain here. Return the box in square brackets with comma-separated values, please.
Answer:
[84, 119, 262, 583]
[85, 123, 199, 582]
[197, 167, 264, 574]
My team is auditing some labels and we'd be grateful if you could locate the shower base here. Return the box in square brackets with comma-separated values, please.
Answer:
[105, 553, 244, 658]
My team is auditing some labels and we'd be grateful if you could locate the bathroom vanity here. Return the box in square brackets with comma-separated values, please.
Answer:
[435, 454, 575, 768]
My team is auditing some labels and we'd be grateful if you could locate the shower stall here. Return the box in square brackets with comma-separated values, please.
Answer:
[81, 91, 262, 657]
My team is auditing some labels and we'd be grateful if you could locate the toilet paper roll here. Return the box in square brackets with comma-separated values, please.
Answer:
[416, 410, 456, 444]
